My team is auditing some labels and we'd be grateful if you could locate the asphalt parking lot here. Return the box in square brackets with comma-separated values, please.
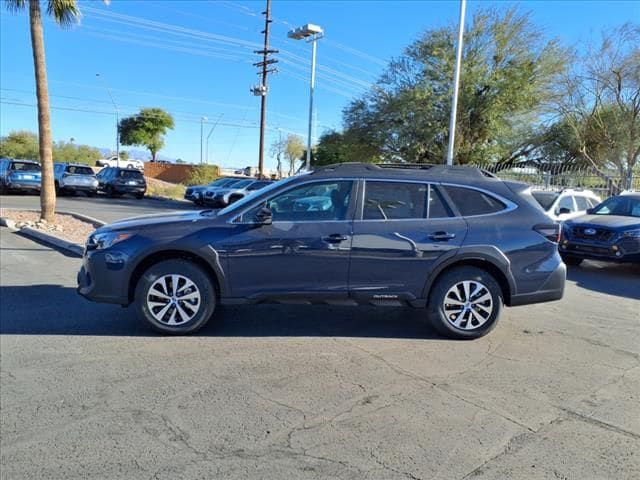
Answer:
[0, 193, 198, 224]
[1, 205, 639, 479]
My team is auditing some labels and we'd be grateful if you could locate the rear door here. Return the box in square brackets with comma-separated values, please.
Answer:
[348, 180, 467, 303]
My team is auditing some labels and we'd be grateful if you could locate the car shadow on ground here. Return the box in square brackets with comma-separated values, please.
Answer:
[566, 260, 640, 300]
[0, 284, 443, 340]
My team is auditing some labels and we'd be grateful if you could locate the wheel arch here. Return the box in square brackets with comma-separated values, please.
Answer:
[423, 250, 516, 307]
[128, 249, 223, 304]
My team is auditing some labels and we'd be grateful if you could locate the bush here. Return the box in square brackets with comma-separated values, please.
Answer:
[186, 165, 219, 186]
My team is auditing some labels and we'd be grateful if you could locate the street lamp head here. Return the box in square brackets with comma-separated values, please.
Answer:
[288, 23, 323, 40]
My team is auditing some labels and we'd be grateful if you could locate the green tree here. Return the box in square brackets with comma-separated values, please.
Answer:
[271, 134, 305, 175]
[0, 131, 39, 159]
[53, 140, 101, 165]
[4, 0, 105, 221]
[342, 8, 566, 165]
[553, 23, 640, 189]
[118, 108, 175, 162]
[313, 129, 379, 166]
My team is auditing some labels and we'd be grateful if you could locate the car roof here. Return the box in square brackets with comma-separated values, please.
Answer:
[309, 162, 499, 183]
[9, 159, 39, 164]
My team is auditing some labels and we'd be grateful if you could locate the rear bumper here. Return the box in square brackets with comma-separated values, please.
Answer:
[6, 181, 41, 191]
[62, 184, 98, 193]
[509, 261, 566, 306]
[112, 185, 146, 194]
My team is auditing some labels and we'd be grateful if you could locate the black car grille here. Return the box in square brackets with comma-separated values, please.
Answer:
[571, 227, 615, 242]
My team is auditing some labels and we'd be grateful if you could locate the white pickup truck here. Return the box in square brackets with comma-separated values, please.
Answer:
[96, 156, 144, 170]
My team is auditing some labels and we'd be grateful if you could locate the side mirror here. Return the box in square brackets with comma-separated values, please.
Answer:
[586, 208, 594, 215]
[254, 207, 273, 225]
[557, 207, 571, 215]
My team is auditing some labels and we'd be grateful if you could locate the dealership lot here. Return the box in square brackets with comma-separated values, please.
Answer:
[1, 216, 639, 479]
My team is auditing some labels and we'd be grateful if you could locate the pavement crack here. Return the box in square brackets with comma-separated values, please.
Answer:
[557, 407, 640, 440]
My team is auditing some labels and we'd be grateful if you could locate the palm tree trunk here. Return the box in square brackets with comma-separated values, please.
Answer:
[28, 0, 55, 222]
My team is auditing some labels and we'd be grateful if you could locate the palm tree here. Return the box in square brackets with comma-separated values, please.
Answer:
[5, 0, 105, 222]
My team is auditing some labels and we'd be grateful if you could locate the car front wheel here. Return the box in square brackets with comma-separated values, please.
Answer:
[427, 266, 503, 340]
[134, 259, 216, 334]
[560, 255, 583, 266]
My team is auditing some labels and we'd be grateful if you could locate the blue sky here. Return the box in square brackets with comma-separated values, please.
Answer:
[1, 0, 638, 170]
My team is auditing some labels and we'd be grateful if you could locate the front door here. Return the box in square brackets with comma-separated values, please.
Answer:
[222, 180, 356, 301]
[349, 180, 467, 302]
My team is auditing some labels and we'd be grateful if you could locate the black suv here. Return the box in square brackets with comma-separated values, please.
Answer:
[96, 167, 146, 199]
[78, 163, 566, 339]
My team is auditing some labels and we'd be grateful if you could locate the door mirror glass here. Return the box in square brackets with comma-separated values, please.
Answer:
[254, 207, 273, 225]
[586, 208, 594, 215]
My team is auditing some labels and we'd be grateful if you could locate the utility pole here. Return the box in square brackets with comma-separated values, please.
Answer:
[446, 0, 466, 166]
[200, 116, 207, 165]
[96, 73, 120, 167]
[252, 0, 278, 179]
[206, 114, 224, 164]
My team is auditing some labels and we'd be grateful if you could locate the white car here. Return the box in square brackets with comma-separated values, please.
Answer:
[96, 156, 144, 171]
[620, 189, 639, 196]
[531, 188, 601, 222]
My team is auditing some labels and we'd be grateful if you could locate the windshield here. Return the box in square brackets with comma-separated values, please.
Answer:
[218, 176, 298, 215]
[66, 166, 95, 175]
[532, 191, 558, 211]
[118, 170, 143, 179]
[231, 179, 253, 189]
[209, 178, 235, 187]
[591, 195, 640, 217]
[10, 162, 41, 172]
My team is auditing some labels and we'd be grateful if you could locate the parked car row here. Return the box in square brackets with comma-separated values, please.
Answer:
[1, 158, 146, 199]
[185, 177, 272, 207]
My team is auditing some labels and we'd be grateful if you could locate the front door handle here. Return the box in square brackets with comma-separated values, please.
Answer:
[323, 234, 348, 243]
[429, 231, 456, 241]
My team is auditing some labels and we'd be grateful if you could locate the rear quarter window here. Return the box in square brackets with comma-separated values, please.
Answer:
[443, 186, 507, 216]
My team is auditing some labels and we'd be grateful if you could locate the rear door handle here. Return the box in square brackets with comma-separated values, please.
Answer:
[429, 231, 456, 241]
[323, 234, 348, 243]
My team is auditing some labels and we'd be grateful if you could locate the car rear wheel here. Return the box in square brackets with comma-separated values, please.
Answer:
[135, 192, 145, 199]
[561, 255, 583, 266]
[135, 259, 216, 335]
[427, 266, 503, 340]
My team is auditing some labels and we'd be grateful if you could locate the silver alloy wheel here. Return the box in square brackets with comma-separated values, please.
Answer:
[146, 274, 201, 326]
[442, 280, 493, 330]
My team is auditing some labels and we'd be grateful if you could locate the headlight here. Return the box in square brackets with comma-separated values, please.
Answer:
[622, 229, 640, 238]
[87, 231, 133, 250]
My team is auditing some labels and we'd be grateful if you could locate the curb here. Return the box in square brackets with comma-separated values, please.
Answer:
[0, 209, 103, 257]
[146, 195, 192, 204]
[20, 227, 84, 257]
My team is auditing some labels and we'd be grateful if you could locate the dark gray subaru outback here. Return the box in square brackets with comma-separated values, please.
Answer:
[78, 163, 566, 339]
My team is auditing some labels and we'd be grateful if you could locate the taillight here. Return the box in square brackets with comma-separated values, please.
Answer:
[533, 224, 560, 243]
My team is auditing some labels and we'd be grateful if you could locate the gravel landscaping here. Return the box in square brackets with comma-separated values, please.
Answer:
[0, 209, 96, 245]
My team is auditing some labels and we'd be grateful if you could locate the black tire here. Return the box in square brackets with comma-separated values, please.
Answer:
[105, 185, 119, 198]
[135, 192, 145, 199]
[134, 259, 216, 335]
[0, 182, 7, 195]
[54, 182, 62, 196]
[561, 255, 583, 266]
[427, 266, 503, 340]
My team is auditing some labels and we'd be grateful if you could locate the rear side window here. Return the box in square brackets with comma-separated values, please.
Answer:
[364, 181, 427, 220]
[443, 186, 506, 216]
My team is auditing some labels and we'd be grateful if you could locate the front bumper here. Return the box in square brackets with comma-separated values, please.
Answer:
[560, 239, 640, 263]
[77, 250, 131, 305]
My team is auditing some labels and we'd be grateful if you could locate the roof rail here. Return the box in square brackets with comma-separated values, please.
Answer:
[377, 163, 437, 170]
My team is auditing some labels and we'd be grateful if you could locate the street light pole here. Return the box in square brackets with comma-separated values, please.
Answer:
[288, 24, 324, 172]
[446, 0, 466, 166]
[200, 116, 207, 165]
[205, 114, 224, 164]
[96, 73, 120, 167]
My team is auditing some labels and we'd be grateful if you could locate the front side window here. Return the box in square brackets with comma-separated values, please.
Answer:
[240, 181, 353, 222]
[557, 196, 575, 212]
[443, 186, 507, 216]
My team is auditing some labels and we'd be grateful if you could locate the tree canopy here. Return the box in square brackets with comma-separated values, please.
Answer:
[323, 8, 567, 165]
[118, 108, 175, 162]
[0, 131, 101, 165]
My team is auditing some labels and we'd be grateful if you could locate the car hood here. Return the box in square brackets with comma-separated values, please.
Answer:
[187, 185, 209, 192]
[567, 214, 640, 230]
[100, 210, 217, 232]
